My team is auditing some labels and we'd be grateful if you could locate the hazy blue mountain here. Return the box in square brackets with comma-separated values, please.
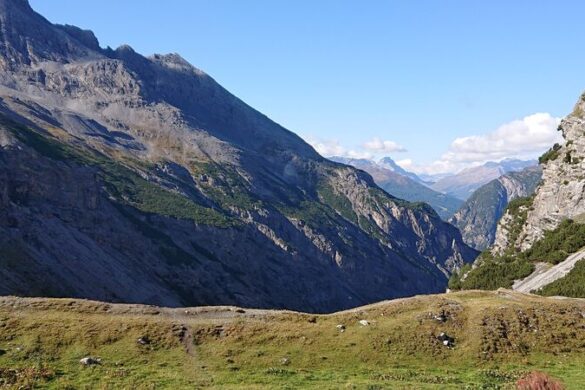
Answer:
[431, 159, 538, 200]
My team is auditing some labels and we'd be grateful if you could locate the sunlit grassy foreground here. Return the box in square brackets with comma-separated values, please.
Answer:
[0, 290, 583, 389]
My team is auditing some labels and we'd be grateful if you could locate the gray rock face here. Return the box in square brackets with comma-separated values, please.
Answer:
[450, 167, 542, 251]
[0, 1, 477, 313]
[492, 93, 585, 253]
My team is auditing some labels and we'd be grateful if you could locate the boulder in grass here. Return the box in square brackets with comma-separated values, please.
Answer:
[80, 357, 101, 366]
[437, 332, 455, 347]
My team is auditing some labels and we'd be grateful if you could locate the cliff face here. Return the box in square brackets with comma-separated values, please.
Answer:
[492, 93, 585, 254]
[0, 0, 477, 313]
[450, 167, 542, 251]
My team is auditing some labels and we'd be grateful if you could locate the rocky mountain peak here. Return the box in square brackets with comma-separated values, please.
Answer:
[0, 0, 32, 12]
[56, 24, 101, 52]
[0, 0, 102, 69]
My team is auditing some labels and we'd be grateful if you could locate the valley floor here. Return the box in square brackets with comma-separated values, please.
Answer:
[0, 291, 583, 389]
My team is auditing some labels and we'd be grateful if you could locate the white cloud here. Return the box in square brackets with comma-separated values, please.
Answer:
[304, 136, 373, 159]
[303, 135, 406, 160]
[409, 113, 563, 174]
[363, 138, 407, 153]
[303, 113, 562, 175]
[305, 137, 345, 157]
[396, 159, 413, 169]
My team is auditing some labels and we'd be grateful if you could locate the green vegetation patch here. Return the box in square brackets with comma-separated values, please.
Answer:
[316, 183, 358, 224]
[538, 143, 562, 165]
[101, 164, 232, 227]
[452, 253, 534, 290]
[500, 196, 534, 256]
[2, 117, 234, 227]
[523, 219, 585, 264]
[192, 162, 263, 211]
[452, 215, 585, 291]
[536, 259, 585, 297]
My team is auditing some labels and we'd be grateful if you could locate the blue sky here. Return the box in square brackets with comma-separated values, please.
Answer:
[30, 0, 584, 173]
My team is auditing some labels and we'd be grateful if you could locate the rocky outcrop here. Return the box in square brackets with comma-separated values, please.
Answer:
[492, 93, 585, 254]
[0, 0, 477, 313]
[450, 167, 542, 251]
[519, 98, 585, 249]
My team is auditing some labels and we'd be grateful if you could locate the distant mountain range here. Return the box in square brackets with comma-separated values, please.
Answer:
[330, 157, 463, 220]
[431, 159, 538, 200]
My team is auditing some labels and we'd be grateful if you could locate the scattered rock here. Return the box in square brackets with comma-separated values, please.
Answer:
[172, 324, 188, 339]
[308, 316, 317, 324]
[137, 336, 150, 345]
[80, 357, 101, 366]
[359, 320, 369, 326]
[437, 332, 455, 348]
[281, 357, 290, 366]
[336, 324, 346, 332]
[434, 310, 448, 323]
[235, 309, 246, 314]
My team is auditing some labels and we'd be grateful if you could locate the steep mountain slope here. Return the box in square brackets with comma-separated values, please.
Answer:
[0, 292, 583, 388]
[331, 157, 463, 220]
[492, 95, 585, 254]
[451, 92, 585, 296]
[431, 159, 537, 200]
[450, 166, 542, 251]
[0, 0, 477, 313]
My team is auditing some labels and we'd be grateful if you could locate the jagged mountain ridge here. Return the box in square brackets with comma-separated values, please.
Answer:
[431, 159, 537, 200]
[0, 0, 477, 313]
[331, 156, 463, 220]
[449, 166, 542, 251]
